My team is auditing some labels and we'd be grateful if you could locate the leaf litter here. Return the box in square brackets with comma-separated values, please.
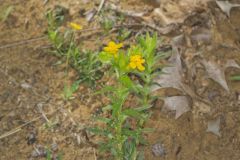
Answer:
[206, 116, 221, 136]
[216, 0, 240, 17]
[201, 59, 240, 92]
[163, 96, 191, 119]
[153, 53, 239, 118]
[151, 47, 192, 119]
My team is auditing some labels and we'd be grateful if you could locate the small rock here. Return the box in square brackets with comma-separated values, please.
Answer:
[51, 142, 58, 152]
[21, 83, 32, 89]
[152, 143, 166, 157]
[27, 131, 37, 145]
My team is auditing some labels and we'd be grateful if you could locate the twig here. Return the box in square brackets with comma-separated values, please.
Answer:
[37, 103, 50, 123]
[0, 27, 104, 50]
[0, 35, 47, 50]
[0, 116, 42, 140]
[108, 3, 179, 34]
[97, 0, 106, 15]
[43, 0, 49, 5]
[108, 3, 146, 18]
[143, 22, 179, 35]
[93, 148, 97, 160]
[0, 23, 145, 50]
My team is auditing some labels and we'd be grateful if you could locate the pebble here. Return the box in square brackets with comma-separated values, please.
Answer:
[51, 142, 58, 152]
[27, 131, 37, 145]
[152, 143, 166, 157]
[31, 145, 47, 158]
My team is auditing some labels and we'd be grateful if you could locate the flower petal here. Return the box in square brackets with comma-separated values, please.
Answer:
[70, 22, 82, 30]
[116, 43, 123, 49]
[129, 62, 137, 69]
[137, 64, 145, 71]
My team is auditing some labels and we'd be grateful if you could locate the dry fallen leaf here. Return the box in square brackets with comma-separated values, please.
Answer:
[163, 96, 191, 119]
[206, 116, 221, 136]
[202, 59, 240, 92]
[151, 47, 193, 119]
[152, 49, 184, 92]
[84, 9, 97, 22]
[216, 0, 240, 17]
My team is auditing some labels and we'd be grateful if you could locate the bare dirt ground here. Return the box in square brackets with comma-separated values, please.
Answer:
[0, 0, 240, 160]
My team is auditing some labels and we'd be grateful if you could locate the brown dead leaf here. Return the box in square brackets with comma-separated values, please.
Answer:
[84, 9, 97, 22]
[202, 59, 240, 92]
[152, 50, 193, 119]
[206, 116, 221, 136]
[152, 49, 184, 92]
[163, 96, 191, 119]
[216, 0, 240, 17]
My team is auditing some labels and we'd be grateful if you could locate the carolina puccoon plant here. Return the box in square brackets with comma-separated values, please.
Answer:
[91, 33, 164, 160]
[46, 9, 102, 87]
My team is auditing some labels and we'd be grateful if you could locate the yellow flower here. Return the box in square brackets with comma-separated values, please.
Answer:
[103, 41, 123, 56]
[128, 55, 145, 71]
[69, 22, 83, 30]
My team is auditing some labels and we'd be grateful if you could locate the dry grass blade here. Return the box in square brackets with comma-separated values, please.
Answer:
[97, 0, 106, 14]
[0, 116, 42, 140]
[0, 36, 47, 49]
[0, 108, 60, 140]
[0, 5, 14, 22]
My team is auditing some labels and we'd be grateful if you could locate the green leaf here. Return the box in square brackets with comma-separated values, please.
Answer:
[135, 104, 152, 111]
[102, 105, 113, 111]
[94, 117, 112, 123]
[123, 109, 143, 119]
[71, 80, 80, 92]
[63, 80, 80, 100]
[88, 127, 110, 136]
[101, 18, 114, 31]
[118, 28, 131, 41]
[137, 151, 145, 160]
[231, 75, 240, 81]
[94, 86, 116, 95]
[46, 149, 52, 160]
[123, 139, 137, 160]
[119, 75, 133, 88]
[117, 52, 128, 72]
[138, 33, 157, 53]
[48, 30, 58, 42]
[98, 141, 113, 153]
[99, 51, 113, 63]
[56, 152, 63, 160]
